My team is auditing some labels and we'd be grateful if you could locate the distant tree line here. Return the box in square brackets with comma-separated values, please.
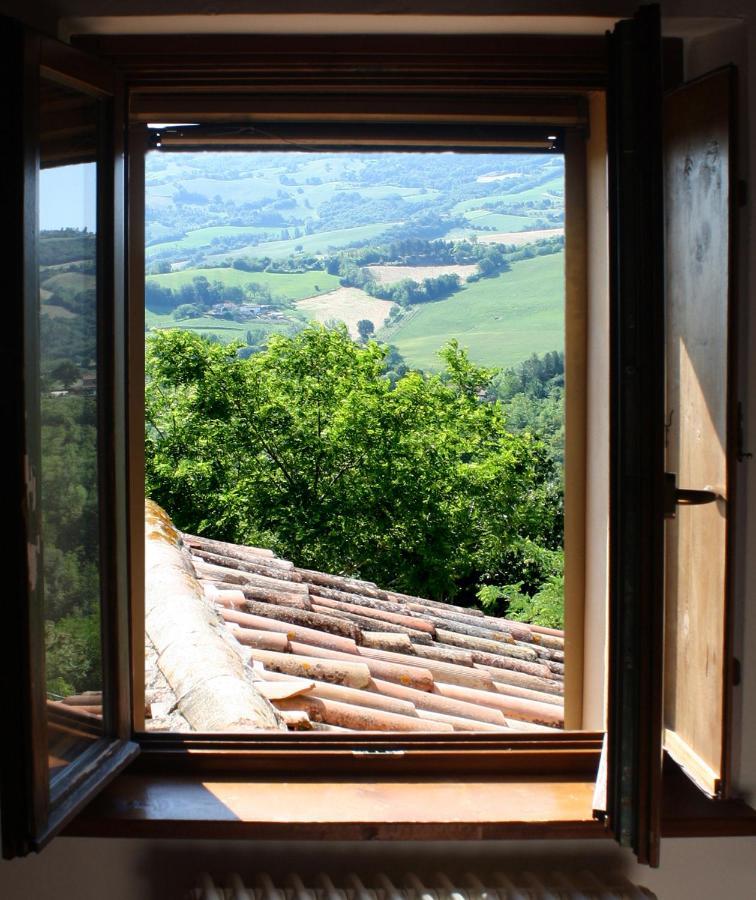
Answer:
[145, 275, 283, 314]
[323, 235, 563, 307]
[40, 229, 97, 266]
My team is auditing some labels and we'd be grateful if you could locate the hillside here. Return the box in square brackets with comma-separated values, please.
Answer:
[381, 252, 564, 371]
[144, 149, 565, 371]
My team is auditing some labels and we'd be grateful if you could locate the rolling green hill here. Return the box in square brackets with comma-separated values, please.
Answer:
[144, 151, 566, 370]
[206, 222, 399, 262]
[148, 266, 340, 301]
[145, 310, 302, 343]
[380, 251, 564, 371]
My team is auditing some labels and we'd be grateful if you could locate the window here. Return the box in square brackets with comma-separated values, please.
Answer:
[3, 8, 753, 866]
[139, 142, 571, 738]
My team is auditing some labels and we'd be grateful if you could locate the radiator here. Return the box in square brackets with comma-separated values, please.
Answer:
[188, 870, 657, 900]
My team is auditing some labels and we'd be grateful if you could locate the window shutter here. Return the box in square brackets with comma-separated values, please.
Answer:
[662, 66, 737, 801]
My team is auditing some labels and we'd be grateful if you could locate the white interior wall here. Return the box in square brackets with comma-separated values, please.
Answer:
[2, 835, 756, 899]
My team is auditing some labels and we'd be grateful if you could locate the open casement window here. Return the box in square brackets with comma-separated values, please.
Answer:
[606, 7, 739, 866]
[2, 6, 753, 865]
[0, 21, 136, 858]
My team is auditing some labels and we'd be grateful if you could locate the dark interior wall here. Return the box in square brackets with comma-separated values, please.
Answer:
[0, 0, 57, 34]
[2, 0, 639, 19]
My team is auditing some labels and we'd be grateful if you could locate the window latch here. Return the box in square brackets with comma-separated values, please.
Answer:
[663, 472, 721, 519]
[351, 749, 405, 757]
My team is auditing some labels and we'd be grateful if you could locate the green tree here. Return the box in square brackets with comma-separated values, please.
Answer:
[145, 326, 561, 602]
[51, 360, 80, 389]
[356, 319, 375, 342]
[172, 303, 203, 320]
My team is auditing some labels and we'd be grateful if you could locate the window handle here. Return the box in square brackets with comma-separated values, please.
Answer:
[664, 472, 722, 519]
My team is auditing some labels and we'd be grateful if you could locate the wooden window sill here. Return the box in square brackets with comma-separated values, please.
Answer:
[61, 764, 756, 841]
[660, 767, 756, 838]
[63, 772, 606, 841]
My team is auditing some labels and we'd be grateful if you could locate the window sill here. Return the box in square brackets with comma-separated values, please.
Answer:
[62, 771, 605, 841]
[660, 766, 756, 838]
[61, 758, 756, 842]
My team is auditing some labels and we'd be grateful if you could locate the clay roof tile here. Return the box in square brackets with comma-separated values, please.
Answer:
[141, 516, 565, 735]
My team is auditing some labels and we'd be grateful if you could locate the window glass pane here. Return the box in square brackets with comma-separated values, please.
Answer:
[39, 77, 104, 778]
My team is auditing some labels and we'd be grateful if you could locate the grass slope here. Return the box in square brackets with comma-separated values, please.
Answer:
[147, 225, 274, 253]
[462, 210, 537, 231]
[382, 252, 564, 371]
[41, 271, 96, 293]
[145, 310, 299, 343]
[148, 267, 340, 301]
[207, 222, 398, 262]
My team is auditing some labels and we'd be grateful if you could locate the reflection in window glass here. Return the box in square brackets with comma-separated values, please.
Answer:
[39, 78, 103, 778]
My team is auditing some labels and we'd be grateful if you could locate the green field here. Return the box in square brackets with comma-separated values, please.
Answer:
[146, 224, 275, 254]
[147, 176, 286, 205]
[462, 210, 536, 231]
[41, 271, 96, 293]
[451, 176, 564, 215]
[147, 267, 340, 301]
[381, 252, 564, 371]
[145, 310, 301, 344]
[499, 176, 564, 203]
[207, 222, 399, 262]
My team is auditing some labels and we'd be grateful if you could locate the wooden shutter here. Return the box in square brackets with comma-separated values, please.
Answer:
[662, 67, 737, 800]
[606, 5, 666, 867]
[0, 20, 137, 858]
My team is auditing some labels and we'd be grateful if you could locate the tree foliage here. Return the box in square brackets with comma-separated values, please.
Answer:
[356, 319, 375, 341]
[40, 395, 102, 696]
[145, 326, 562, 604]
[477, 546, 564, 628]
[494, 351, 565, 469]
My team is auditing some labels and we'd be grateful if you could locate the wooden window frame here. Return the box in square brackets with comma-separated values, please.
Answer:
[121, 36, 596, 747]
[0, 24, 139, 858]
[5, 23, 756, 860]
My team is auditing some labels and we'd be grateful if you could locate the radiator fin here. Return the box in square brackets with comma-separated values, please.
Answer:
[189, 870, 656, 900]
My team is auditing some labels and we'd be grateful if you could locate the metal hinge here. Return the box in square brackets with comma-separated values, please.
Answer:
[737, 401, 752, 461]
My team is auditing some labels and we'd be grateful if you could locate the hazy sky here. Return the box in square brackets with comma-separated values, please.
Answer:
[40, 163, 97, 232]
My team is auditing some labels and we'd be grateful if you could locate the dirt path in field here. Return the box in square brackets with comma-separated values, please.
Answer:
[477, 227, 564, 246]
[296, 288, 396, 339]
[366, 263, 478, 285]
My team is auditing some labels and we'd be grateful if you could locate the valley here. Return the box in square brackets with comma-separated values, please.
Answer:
[143, 149, 565, 372]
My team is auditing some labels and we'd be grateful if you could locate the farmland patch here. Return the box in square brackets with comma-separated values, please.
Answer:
[477, 227, 565, 246]
[296, 288, 396, 339]
[148, 266, 340, 302]
[366, 263, 478, 285]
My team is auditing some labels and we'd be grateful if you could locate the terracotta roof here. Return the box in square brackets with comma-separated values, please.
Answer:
[144, 528, 565, 733]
